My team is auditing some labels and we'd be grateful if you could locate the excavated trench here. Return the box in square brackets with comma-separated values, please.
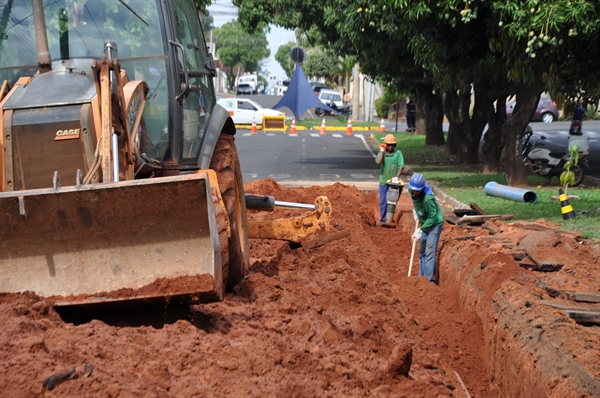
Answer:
[424, 216, 600, 397]
[257, 180, 600, 397]
[0, 179, 598, 397]
[390, 186, 600, 397]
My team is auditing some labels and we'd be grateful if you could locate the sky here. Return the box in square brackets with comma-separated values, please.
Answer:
[207, 0, 296, 82]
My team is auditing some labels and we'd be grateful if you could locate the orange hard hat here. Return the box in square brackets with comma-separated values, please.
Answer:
[384, 134, 396, 144]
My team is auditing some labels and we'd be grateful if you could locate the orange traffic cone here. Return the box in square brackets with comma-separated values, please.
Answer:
[319, 118, 327, 135]
[251, 117, 257, 135]
[379, 118, 385, 132]
[346, 118, 353, 135]
[289, 118, 297, 136]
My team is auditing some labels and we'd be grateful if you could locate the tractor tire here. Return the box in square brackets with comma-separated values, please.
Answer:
[209, 134, 250, 291]
[210, 186, 229, 296]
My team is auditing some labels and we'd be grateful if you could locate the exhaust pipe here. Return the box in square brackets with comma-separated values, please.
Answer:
[32, 0, 52, 73]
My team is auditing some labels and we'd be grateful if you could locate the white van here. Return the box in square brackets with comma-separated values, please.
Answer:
[237, 73, 258, 94]
[276, 79, 290, 96]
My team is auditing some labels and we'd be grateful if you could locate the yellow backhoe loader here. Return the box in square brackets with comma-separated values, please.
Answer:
[0, 0, 332, 306]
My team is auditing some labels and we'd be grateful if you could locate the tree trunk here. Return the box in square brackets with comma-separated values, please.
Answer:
[504, 82, 543, 187]
[481, 94, 506, 174]
[443, 88, 488, 164]
[470, 87, 489, 163]
[443, 90, 460, 156]
[414, 83, 444, 146]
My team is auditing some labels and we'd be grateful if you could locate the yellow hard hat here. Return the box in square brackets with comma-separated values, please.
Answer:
[384, 134, 396, 144]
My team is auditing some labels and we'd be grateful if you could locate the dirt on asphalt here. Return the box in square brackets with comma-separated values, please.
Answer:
[1, 179, 598, 397]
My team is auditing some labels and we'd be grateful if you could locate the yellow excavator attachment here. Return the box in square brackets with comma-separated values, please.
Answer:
[0, 171, 226, 306]
[246, 196, 333, 242]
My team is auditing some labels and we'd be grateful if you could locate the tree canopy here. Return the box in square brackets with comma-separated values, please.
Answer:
[302, 48, 340, 86]
[212, 21, 270, 78]
[193, 0, 213, 14]
[274, 42, 295, 78]
[234, 0, 600, 186]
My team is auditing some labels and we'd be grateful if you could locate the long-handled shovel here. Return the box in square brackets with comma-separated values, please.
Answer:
[408, 220, 420, 276]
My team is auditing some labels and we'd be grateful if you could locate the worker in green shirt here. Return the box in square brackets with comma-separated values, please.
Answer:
[409, 173, 444, 283]
[376, 134, 404, 224]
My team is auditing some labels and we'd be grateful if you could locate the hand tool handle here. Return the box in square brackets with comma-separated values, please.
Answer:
[408, 220, 419, 276]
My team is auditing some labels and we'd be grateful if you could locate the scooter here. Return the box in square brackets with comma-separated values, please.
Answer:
[520, 127, 590, 186]
[315, 101, 352, 119]
[569, 119, 582, 136]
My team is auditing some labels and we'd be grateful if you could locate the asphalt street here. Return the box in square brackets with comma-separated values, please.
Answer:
[235, 130, 380, 184]
[238, 94, 600, 180]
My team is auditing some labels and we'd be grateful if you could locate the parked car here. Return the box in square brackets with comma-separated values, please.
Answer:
[217, 98, 284, 124]
[317, 89, 344, 108]
[310, 81, 332, 96]
[506, 97, 559, 123]
[236, 83, 254, 95]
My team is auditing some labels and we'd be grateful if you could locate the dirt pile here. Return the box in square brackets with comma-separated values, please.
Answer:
[0, 180, 598, 397]
[438, 219, 600, 397]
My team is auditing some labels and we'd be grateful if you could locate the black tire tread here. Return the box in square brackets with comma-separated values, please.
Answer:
[210, 188, 229, 290]
[209, 134, 249, 291]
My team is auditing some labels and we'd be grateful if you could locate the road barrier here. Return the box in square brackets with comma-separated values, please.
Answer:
[262, 115, 286, 132]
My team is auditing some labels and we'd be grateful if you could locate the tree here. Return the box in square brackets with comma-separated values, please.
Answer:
[338, 55, 356, 96]
[274, 41, 295, 78]
[235, 0, 600, 184]
[233, 0, 447, 146]
[193, 0, 213, 14]
[212, 21, 270, 85]
[303, 48, 339, 86]
[489, 0, 600, 185]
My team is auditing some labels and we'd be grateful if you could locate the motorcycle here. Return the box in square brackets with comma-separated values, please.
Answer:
[519, 127, 590, 186]
[569, 119, 582, 136]
[315, 101, 352, 120]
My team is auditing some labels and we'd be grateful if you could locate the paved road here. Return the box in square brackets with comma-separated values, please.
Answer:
[235, 129, 380, 184]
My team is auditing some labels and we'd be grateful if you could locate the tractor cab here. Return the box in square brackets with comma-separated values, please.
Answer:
[0, 0, 217, 175]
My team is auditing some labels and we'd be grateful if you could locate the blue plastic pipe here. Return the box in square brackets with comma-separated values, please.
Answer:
[484, 182, 538, 204]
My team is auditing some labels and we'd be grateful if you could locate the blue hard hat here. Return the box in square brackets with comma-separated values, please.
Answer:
[409, 173, 425, 191]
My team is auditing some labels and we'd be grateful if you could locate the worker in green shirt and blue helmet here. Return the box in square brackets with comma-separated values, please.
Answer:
[376, 134, 404, 224]
[409, 173, 444, 283]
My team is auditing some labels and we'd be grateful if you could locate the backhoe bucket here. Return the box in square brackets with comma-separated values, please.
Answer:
[0, 172, 225, 306]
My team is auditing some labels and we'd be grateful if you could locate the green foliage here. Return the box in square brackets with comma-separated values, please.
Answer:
[560, 146, 580, 194]
[193, 0, 213, 14]
[234, 0, 600, 108]
[339, 55, 356, 93]
[450, 187, 600, 240]
[303, 48, 340, 85]
[213, 21, 270, 77]
[374, 98, 389, 119]
[275, 42, 296, 78]
[374, 88, 409, 119]
[586, 104, 600, 120]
